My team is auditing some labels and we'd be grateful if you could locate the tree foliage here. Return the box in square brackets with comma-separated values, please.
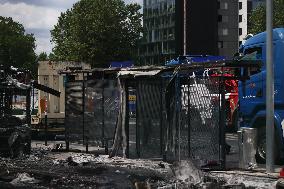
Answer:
[51, 0, 142, 67]
[0, 16, 36, 72]
[249, 0, 284, 34]
[37, 52, 48, 61]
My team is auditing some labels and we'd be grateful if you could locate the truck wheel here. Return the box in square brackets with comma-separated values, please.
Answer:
[255, 127, 280, 164]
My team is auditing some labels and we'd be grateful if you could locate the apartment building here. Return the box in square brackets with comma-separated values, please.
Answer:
[139, 0, 176, 65]
[140, 0, 264, 65]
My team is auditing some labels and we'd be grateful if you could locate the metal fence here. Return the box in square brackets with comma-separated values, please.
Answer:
[127, 70, 224, 169]
[64, 69, 226, 169]
[65, 81, 84, 142]
[131, 79, 164, 159]
[65, 79, 119, 148]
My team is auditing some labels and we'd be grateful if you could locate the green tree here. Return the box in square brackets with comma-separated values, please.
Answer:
[51, 0, 142, 67]
[0, 17, 37, 73]
[48, 52, 56, 61]
[37, 52, 48, 61]
[249, 0, 284, 34]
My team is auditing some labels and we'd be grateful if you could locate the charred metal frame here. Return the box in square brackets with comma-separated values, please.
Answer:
[61, 59, 260, 169]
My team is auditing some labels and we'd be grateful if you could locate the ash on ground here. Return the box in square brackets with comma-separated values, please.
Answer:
[0, 142, 277, 189]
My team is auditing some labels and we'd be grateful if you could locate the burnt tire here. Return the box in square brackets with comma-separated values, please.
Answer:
[255, 127, 280, 164]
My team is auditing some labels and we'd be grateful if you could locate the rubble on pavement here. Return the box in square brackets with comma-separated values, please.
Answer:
[0, 143, 279, 188]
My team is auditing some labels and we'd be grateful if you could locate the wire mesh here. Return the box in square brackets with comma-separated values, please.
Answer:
[84, 79, 103, 146]
[134, 79, 163, 159]
[65, 79, 119, 147]
[64, 70, 225, 168]
[103, 80, 119, 146]
[188, 75, 220, 168]
[84, 79, 119, 146]
[65, 81, 84, 142]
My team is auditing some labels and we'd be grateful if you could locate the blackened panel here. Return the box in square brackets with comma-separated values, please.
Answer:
[175, 0, 184, 56]
[187, 0, 218, 55]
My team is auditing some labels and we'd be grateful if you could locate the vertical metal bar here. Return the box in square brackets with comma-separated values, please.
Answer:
[32, 86, 34, 110]
[102, 74, 105, 149]
[266, 0, 274, 173]
[86, 137, 89, 153]
[125, 80, 130, 158]
[183, 0, 187, 55]
[136, 81, 140, 158]
[82, 74, 85, 144]
[26, 88, 31, 126]
[176, 73, 181, 161]
[0, 90, 2, 115]
[159, 79, 163, 156]
[65, 75, 69, 151]
[187, 77, 191, 158]
[220, 70, 226, 170]
[44, 94, 48, 146]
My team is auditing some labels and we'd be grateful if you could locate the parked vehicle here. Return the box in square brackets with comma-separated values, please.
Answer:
[238, 28, 284, 163]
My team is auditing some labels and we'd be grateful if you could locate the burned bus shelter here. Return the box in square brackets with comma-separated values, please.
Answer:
[0, 65, 61, 157]
[62, 58, 260, 170]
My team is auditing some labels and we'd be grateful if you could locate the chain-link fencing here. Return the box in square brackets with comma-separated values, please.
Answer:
[65, 79, 119, 149]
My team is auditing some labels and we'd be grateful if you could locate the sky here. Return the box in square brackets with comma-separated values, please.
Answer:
[0, 0, 143, 55]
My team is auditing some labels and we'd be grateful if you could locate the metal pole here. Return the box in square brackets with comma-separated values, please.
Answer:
[44, 94, 48, 146]
[32, 86, 34, 110]
[220, 72, 226, 170]
[102, 74, 105, 149]
[82, 75, 85, 144]
[176, 74, 181, 161]
[136, 81, 140, 158]
[183, 0, 187, 55]
[266, 0, 274, 173]
[65, 77, 69, 151]
[160, 80, 163, 156]
[187, 77, 191, 158]
[125, 80, 130, 158]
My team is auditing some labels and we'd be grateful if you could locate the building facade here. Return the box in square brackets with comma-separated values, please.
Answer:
[139, 0, 176, 65]
[140, 0, 264, 65]
[217, 0, 239, 57]
[238, 0, 248, 45]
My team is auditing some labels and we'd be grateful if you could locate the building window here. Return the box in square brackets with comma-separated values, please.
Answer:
[239, 2, 242, 10]
[223, 16, 229, 22]
[218, 15, 228, 23]
[239, 28, 243, 35]
[217, 1, 220, 9]
[223, 28, 228, 35]
[218, 15, 222, 22]
[239, 15, 242, 22]
[218, 41, 224, 48]
[218, 28, 228, 36]
[220, 2, 228, 10]
[247, 1, 253, 12]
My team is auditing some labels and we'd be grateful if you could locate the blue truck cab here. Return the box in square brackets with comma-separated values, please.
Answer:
[239, 28, 284, 163]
